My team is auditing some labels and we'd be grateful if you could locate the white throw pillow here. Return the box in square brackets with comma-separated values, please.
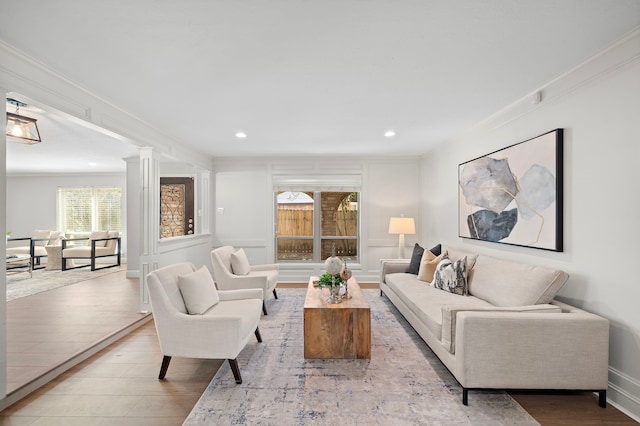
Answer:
[230, 248, 251, 275]
[178, 266, 220, 315]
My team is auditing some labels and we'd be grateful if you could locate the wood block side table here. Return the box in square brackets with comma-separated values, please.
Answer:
[304, 276, 371, 359]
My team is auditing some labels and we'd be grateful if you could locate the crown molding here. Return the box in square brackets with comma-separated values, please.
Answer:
[455, 26, 640, 139]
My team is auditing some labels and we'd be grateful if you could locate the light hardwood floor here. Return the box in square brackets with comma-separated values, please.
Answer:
[0, 277, 637, 425]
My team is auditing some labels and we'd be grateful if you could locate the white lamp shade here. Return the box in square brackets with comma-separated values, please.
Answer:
[388, 217, 416, 235]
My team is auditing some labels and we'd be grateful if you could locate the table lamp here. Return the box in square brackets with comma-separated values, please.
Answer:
[388, 216, 416, 258]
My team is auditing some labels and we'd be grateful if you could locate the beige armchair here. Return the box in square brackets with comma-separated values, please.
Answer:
[7, 230, 63, 270]
[61, 231, 121, 271]
[211, 246, 279, 315]
[146, 262, 263, 383]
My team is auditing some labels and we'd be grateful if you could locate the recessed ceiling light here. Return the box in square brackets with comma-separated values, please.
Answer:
[384, 130, 396, 137]
[235, 132, 247, 139]
[88, 162, 97, 166]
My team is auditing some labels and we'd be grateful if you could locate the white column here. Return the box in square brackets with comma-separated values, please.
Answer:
[0, 86, 8, 399]
[138, 147, 160, 313]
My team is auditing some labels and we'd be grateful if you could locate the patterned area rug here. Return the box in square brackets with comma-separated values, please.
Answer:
[6, 266, 123, 301]
[184, 288, 539, 425]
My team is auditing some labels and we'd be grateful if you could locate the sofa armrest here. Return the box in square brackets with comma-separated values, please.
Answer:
[455, 310, 609, 390]
[218, 288, 264, 301]
[380, 259, 410, 284]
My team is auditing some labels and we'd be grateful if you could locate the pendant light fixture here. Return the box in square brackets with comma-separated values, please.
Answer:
[6, 98, 42, 144]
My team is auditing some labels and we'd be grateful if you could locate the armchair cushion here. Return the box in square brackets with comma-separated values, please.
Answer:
[230, 248, 251, 275]
[178, 266, 220, 315]
[106, 231, 120, 250]
[33, 230, 52, 247]
[89, 231, 110, 247]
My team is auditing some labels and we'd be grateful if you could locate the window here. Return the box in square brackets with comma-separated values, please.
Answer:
[276, 191, 358, 262]
[57, 187, 122, 239]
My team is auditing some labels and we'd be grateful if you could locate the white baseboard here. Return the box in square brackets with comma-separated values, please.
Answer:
[608, 367, 640, 422]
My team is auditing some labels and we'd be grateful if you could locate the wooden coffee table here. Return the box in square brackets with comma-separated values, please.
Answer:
[304, 276, 371, 359]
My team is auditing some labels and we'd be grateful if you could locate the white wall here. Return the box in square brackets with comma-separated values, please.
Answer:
[213, 157, 422, 282]
[0, 38, 217, 406]
[422, 31, 640, 418]
[6, 173, 127, 255]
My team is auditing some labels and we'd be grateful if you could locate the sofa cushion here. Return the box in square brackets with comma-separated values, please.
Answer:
[469, 254, 569, 306]
[441, 303, 563, 354]
[62, 246, 114, 257]
[432, 255, 468, 296]
[442, 245, 479, 269]
[230, 248, 251, 275]
[178, 266, 220, 315]
[407, 243, 424, 274]
[385, 272, 491, 341]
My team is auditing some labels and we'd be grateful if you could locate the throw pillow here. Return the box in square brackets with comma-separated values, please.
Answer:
[432, 255, 468, 296]
[417, 251, 444, 283]
[407, 243, 424, 274]
[230, 248, 251, 275]
[178, 266, 220, 315]
[429, 243, 442, 257]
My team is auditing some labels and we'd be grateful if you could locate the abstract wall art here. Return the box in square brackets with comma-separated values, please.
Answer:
[458, 129, 563, 251]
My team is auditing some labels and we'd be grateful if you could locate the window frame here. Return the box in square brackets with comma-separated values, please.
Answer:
[56, 186, 123, 239]
[275, 190, 359, 264]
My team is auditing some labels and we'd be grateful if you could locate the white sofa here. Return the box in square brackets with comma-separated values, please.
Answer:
[380, 244, 609, 406]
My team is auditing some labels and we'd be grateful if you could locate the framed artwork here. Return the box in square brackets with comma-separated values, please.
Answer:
[458, 129, 563, 252]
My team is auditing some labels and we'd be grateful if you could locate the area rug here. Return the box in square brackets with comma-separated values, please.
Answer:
[6, 266, 123, 301]
[184, 288, 539, 425]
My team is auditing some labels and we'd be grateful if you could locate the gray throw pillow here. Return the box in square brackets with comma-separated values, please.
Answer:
[407, 243, 424, 274]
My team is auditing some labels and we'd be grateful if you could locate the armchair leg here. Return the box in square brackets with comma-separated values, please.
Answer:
[262, 302, 268, 315]
[159, 355, 171, 379]
[273, 289, 278, 299]
[229, 358, 242, 384]
[599, 390, 607, 408]
[255, 326, 262, 343]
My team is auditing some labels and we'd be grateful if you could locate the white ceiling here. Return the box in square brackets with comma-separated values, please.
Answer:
[2, 1, 639, 173]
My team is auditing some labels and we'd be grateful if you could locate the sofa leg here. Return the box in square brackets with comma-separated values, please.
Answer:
[158, 355, 171, 379]
[229, 359, 242, 384]
[462, 388, 468, 405]
[273, 288, 278, 299]
[599, 390, 607, 408]
[262, 302, 268, 315]
[255, 326, 262, 343]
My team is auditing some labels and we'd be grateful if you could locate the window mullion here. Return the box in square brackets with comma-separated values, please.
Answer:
[313, 191, 321, 262]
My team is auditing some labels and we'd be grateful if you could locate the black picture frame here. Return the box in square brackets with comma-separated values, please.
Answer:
[458, 129, 563, 252]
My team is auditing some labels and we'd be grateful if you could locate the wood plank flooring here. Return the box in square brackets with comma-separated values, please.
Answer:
[0, 279, 637, 424]
[5, 268, 148, 393]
